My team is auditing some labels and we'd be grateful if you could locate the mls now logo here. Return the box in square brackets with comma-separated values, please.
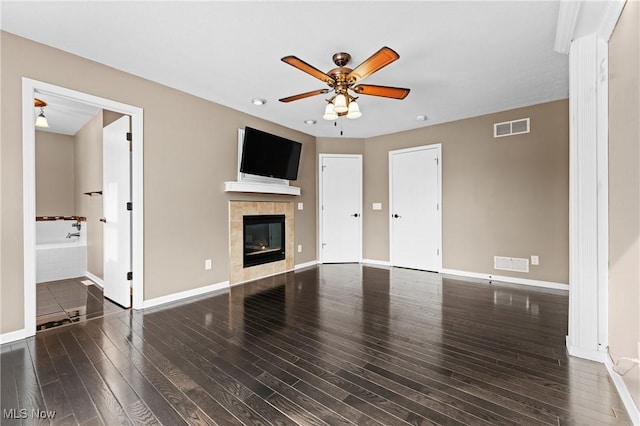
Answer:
[3, 409, 55, 420]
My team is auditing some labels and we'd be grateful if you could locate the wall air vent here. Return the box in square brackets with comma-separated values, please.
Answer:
[493, 118, 530, 138]
[494, 256, 529, 273]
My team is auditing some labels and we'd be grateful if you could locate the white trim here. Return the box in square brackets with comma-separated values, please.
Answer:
[389, 144, 442, 272]
[596, 38, 609, 351]
[294, 260, 319, 270]
[84, 271, 104, 288]
[224, 181, 300, 196]
[554, 0, 582, 54]
[22, 81, 37, 337]
[441, 268, 569, 291]
[598, 0, 627, 42]
[21, 78, 145, 340]
[605, 357, 640, 425]
[318, 154, 363, 264]
[142, 281, 229, 309]
[361, 259, 392, 268]
[0, 329, 29, 345]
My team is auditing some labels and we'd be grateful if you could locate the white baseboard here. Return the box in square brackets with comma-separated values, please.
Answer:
[0, 328, 29, 345]
[295, 260, 318, 270]
[361, 259, 391, 267]
[441, 268, 569, 291]
[84, 271, 104, 288]
[142, 281, 229, 309]
[605, 358, 640, 425]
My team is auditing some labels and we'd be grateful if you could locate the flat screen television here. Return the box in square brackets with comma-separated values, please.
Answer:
[240, 127, 302, 181]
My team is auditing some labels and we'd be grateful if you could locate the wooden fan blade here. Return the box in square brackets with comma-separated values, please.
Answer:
[282, 56, 334, 85]
[347, 47, 400, 84]
[279, 89, 330, 103]
[353, 84, 410, 99]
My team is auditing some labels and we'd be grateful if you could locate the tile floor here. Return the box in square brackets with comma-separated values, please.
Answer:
[36, 277, 125, 331]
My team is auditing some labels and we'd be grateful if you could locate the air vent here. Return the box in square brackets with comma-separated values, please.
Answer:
[494, 256, 529, 273]
[494, 118, 530, 138]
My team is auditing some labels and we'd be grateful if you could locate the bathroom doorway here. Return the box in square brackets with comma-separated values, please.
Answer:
[22, 78, 144, 337]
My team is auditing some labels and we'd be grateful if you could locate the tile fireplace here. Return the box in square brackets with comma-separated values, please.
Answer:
[229, 201, 294, 284]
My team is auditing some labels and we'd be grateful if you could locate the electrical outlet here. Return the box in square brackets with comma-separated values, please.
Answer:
[531, 255, 539, 266]
[372, 202, 382, 211]
[297, 244, 302, 253]
[205, 259, 212, 270]
[297, 202, 304, 211]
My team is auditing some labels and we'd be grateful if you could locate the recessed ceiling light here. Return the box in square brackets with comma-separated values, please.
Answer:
[304, 120, 317, 125]
[252, 98, 267, 106]
[416, 114, 428, 121]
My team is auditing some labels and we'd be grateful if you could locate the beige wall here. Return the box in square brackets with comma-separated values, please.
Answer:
[74, 112, 104, 279]
[364, 100, 569, 283]
[315, 103, 569, 284]
[608, 0, 640, 406]
[316, 137, 365, 156]
[35, 131, 75, 216]
[0, 32, 316, 334]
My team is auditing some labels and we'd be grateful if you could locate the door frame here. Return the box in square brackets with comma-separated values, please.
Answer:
[22, 78, 144, 337]
[388, 143, 442, 271]
[318, 153, 363, 263]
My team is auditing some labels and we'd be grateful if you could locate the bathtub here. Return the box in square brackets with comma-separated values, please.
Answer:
[36, 218, 87, 284]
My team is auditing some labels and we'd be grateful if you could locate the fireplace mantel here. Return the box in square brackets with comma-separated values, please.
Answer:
[224, 181, 301, 196]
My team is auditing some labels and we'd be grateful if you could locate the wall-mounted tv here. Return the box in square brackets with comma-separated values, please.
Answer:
[240, 127, 302, 181]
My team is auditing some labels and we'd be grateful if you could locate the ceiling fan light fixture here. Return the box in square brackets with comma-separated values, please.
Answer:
[346, 101, 362, 119]
[251, 98, 267, 106]
[323, 103, 338, 120]
[333, 94, 348, 113]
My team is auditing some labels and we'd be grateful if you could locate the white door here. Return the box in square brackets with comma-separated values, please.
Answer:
[320, 155, 362, 262]
[390, 145, 441, 271]
[103, 116, 131, 308]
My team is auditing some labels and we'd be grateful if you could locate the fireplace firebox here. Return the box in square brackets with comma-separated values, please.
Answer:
[243, 215, 286, 267]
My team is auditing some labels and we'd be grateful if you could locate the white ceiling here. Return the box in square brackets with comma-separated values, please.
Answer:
[2, 1, 570, 138]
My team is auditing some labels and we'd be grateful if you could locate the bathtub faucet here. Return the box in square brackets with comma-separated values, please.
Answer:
[66, 232, 80, 239]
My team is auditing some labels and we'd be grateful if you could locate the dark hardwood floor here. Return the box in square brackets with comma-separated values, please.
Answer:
[1, 264, 631, 425]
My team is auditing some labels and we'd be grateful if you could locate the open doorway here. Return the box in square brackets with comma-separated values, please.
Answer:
[22, 78, 144, 337]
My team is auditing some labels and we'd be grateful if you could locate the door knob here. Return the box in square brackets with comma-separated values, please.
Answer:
[392, 214, 401, 218]
[99, 217, 107, 223]
[351, 213, 360, 217]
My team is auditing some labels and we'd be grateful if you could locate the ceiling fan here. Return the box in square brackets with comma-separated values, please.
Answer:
[279, 46, 410, 120]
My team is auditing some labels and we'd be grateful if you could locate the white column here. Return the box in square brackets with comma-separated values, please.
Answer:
[567, 33, 609, 361]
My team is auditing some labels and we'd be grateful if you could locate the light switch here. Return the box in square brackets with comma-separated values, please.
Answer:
[297, 202, 304, 211]
[531, 255, 539, 266]
[372, 202, 382, 211]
